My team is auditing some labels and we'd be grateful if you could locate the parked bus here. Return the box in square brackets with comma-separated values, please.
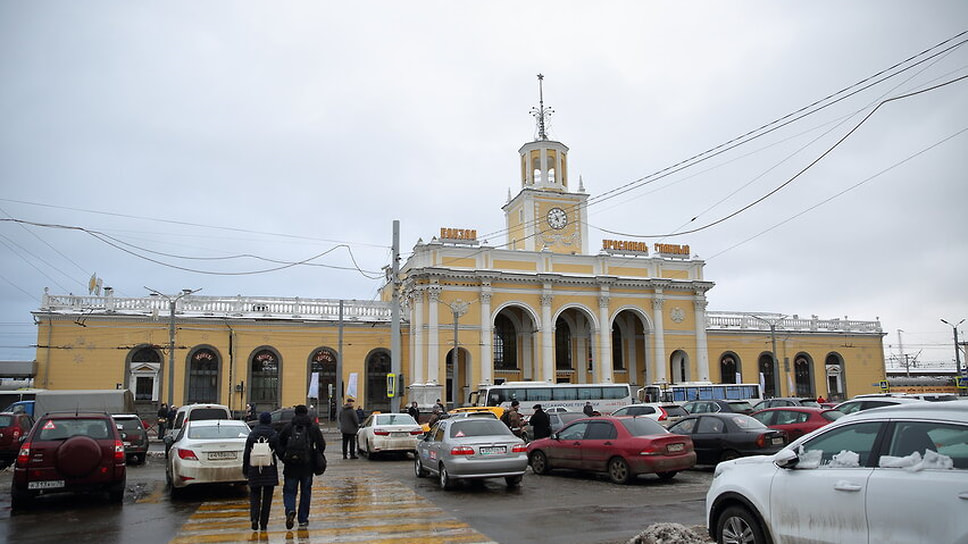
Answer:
[468, 382, 634, 416]
[636, 382, 763, 404]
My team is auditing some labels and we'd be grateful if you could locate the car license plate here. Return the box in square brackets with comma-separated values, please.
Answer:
[208, 451, 237, 460]
[667, 443, 684, 453]
[771, 437, 784, 445]
[28, 480, 65, 490]
[392, 432, 409, 437]
[123, 441, 131, 446]
[478, 446, 506, 455]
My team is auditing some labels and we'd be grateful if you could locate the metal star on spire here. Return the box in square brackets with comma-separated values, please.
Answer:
[530, 74, 554, 141]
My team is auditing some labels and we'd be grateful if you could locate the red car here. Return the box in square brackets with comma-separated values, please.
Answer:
[750, 406, 844, 441]
[0, 411, 35, 470]
[526, 415, 696, 484]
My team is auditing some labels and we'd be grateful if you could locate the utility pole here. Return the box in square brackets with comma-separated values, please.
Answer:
[390, 220, 402, 413]
[448, 299, 469, 409]
[146, 287, 202, 406]
[941, 318, 965, 393]
[898, 329, 910, 377]
[748, 313, 786, 397]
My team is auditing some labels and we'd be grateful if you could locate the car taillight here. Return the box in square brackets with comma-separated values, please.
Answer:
[638, 443, 660, 456]
[373, 429, 390, 436]
[657, 407, 668, 421]
[511, 444, 528, 453]
[410, 430, 424, 435]
[115, 440, 125, 462]
[176, 448, 199, 461]
[755, 434, 766, 448]
[16, 442, 31, 466]
[450, 446, 475, 455]
[12, 426, 22, 439]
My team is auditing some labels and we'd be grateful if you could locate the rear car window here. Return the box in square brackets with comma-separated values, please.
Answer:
[116, 418, 142, 430]
[0, 415, 13, 426]
[188, 423, 249, 439]
[662, 406, 688, 417]
[187, 408, 231, 421]
[728, 401, 754, 412]
[375, 414, 417, 426]
[450, 419, 511, 438]
[38, 418, 112, 440]
[620, 417, 668, 436]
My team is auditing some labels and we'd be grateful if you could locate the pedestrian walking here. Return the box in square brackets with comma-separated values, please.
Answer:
[166, 405, 177, 430]
[530, 404, 551, 440]
[243, 411, 279, 531]
[503, 400, 525, 439]
[278, 404, 326, 529]
[407, 401, 420, 422]
[156, 403, 168, 438]
[339, 398, 360, 459]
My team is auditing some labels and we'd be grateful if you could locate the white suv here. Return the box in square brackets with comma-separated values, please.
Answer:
[706, 400, 968, 544]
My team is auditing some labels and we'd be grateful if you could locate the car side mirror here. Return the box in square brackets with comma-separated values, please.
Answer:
[551, 433, 559, 441]
[774, 448, 799, 469]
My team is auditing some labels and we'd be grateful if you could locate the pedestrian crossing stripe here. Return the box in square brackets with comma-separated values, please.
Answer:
[169, 467, 498, 544]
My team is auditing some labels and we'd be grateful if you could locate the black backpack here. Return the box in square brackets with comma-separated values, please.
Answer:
[283, 425, 312, 464]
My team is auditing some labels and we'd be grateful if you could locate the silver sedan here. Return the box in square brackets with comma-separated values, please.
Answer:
[414, 417, 528, 490]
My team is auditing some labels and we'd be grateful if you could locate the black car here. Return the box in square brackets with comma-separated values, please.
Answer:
[112, 414, 149, 464]
[681, 399, 755, 415]
[247, 407, 319, 433]
[666, 412, 786, 464]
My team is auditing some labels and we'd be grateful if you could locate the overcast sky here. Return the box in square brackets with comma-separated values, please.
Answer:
[2, 2, 966, 372]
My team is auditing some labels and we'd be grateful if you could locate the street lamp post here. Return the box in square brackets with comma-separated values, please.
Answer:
[447, 299, 470, 410]
[748, 313, 787, 396]
[941, 318, 966, 393]
[147, 287, 202, 406]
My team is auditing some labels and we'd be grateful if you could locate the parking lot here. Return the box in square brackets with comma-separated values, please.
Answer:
[0, 434, 713, 544]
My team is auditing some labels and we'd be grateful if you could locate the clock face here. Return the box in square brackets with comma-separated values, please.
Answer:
[547, 207, 568, 230]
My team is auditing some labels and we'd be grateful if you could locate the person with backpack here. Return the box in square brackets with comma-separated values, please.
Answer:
[338, 397, 360, 459]
[278, 404, 326, 529]
[242, 411, 279, 531]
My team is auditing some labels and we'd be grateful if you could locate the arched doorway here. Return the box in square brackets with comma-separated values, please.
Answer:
[445, 347, 472, 408]
[759, 353, 778, 398]
[365, 348, 391, 413]
[127, 345, 162, 404]
[310, 347, 338, 420]
[670, 350, 690, 382]
[825, 353, 846, 401]
[794, 353, 814, 397]
[493, 305, 537, 382]
[611, 309, 650, 386]
[556, 308, 595, 383]
[186, 347, 220, 404]
[249, 347, 280, 413]
[720, 352, 741, 384]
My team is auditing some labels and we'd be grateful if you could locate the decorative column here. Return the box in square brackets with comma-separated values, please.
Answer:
[479, 287, 493, 385]
[694, 297, 710, 381]
[427, 285, 441, 385]
[412, 288, 424, 383]
[652, 296, 667, 383]
[598, 293, 613, 383]
[541, 291, 554, 382]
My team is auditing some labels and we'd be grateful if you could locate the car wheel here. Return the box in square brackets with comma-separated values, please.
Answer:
[108, 480, 125, 503]
[414, 456, 428, 478]
[136, 453, 146, 465]
[716, 505, 767, 544]
[439, 463, 455, 490]
[11, 486, 33, 511]
[505, 475, 522, 488]
[530, 451, 551, 475]
[656, 471, 678, 481]
[607, 457, 632, 485]
[720, 449, 740, 463]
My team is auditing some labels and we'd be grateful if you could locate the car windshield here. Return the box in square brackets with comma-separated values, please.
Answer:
[188, 423, 249, 439]
[729, 414, 767, 430]
[187, 408, 230, 420]
[116, 418, 142, 430]
[450, 419, 511, 438]
[619, 417, 669, 436]
[37, 418, 111, 440]
[375, 414, 417, 426]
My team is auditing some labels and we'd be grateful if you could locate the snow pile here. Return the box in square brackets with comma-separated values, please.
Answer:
[625, 523, 712, 544]
[880, 450, 954, 471]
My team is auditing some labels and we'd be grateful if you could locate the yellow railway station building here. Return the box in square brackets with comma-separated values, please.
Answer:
[29, 109, 887, 417]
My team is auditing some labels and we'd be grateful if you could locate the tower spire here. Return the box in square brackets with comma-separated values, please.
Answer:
[530, 74, 554, 141]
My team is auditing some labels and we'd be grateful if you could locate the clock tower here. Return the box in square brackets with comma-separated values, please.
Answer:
[503, 75, 589, 254]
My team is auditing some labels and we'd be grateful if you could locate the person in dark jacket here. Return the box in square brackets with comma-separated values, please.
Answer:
[583, 401, 595, 417]
[338, 398, 360, 459]
[529, 404, 551, 440]
[278, 404, 326, 529]
[407, 401, 420, 422]
[242, 411, 279, 531]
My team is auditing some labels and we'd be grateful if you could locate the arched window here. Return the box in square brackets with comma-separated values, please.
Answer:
[310, 348, 338, 407]
[720, 353, 739, 384]
[494, 314, 517, 370]
[555, 318, 572, 370]
[187, 348, 219, 403]
[794, 354, 814, 397]
[365, 349, 391, 412]
[130, 346, 161, 401]
[759, 353, 777, 398]
[250, 349, 279, 411]
[612, 325, 624, 370]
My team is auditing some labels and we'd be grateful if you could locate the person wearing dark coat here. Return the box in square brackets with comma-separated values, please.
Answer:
[529, 404, 552, 440]
[278, 404, 326, 529]
[242, 411, 280, 531]
[338, 398, 361, 459]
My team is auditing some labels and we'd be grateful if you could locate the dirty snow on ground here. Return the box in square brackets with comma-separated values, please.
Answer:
[625, 523, 713, 544]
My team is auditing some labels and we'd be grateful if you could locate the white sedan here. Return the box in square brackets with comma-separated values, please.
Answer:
[356, 412, 424, 458]
[167, 419, 250, 497]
